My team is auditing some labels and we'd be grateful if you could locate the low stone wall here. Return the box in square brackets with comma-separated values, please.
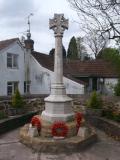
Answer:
[0, 111, 39, 135]
[86, 116, 120, 141]
[0, 98, 44, 117]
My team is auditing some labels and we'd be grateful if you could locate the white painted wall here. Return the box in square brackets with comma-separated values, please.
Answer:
[30, 55, 84, 95]
[104, 78, 118, 95]
[30, 55, 52, 94]
[64, 77, 84, 94]
[0, 41, 25, 96]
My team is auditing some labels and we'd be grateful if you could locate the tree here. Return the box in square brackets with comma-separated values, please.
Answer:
[62, 45, 67, 58]
[67, 36, 78, 59]
[49, 45, 66, 58]
[12, 89, 24, 108]
[97, 47, 120, 73]
[68, 0, 120, 40]
[76, 37, 89, 60]
[87, 91, 103, 109]
[84, 30, 108, 58]
[114, 79, 120, 96]
[49, 48, 55, 56]
[97, 47, 119, 59]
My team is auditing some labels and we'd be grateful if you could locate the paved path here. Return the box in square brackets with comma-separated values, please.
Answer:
[0, 128, 120, 160]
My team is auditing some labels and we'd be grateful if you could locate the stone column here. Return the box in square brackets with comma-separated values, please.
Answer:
[54, 35, 63, 84]
[41, 14, 74, 122]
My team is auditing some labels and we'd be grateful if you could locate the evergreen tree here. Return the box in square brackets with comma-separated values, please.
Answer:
[67, 36, 78, 59]
[49, 48, 55, 56]
[49, 45, 66, 58]
[12, 89, 24, 108]
[62, 45, 66, 58]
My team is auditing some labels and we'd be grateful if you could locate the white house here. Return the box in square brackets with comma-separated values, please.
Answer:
[0, 35, 119, 96]
[0, 37, 84, 96]
[0, 38, 25, 96]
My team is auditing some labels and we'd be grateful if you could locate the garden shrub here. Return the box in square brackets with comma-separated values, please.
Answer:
[113, 114, 120, 122]
[87, 91, 103, 109]
[114, 79, 120, 96]
[0, 111, 7, 120]
[103, 111, 120, 123]
[12, 89, 24, 108]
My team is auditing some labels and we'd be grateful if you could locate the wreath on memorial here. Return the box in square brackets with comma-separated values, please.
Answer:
[51, 121, 68, 137]
[75, 112, 83, 130]
[31, 115, 41, 132]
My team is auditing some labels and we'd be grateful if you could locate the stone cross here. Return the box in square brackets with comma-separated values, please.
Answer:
[41, 14, 74, 122]
[49, 14, 69, 84]
[49, 14, 68, 36]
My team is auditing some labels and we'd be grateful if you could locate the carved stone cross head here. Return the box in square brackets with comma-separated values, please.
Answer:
[49, 14, 68, 36]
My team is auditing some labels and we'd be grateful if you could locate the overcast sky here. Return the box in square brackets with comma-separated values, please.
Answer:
[0, 0, 82, 54]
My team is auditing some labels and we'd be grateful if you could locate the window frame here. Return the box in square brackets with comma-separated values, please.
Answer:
[24, 81, 30, 94]
[7, 53, 18, 69]
[7, 81, 18, 95]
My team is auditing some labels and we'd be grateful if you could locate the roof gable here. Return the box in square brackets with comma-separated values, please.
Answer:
[0, 38, 19, 51]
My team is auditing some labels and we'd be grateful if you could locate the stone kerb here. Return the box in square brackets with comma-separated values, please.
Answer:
[20, 124, 97, 153]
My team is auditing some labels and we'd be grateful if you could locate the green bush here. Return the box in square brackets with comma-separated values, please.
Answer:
[113, 114, 120, 122]
[0, 111, 7, 120]
[87, 91, 103, 109]
[103, 111, 120, 122]
[12, 89, 24, 108]
[114, 79, 120, 96]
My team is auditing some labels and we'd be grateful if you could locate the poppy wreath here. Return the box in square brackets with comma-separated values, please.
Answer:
[75, 112, 83, 130]
[31, 115, 41, 132]
[51, 121, 68, 137]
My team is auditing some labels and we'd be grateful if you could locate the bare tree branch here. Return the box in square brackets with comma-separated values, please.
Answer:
[68, 0, 120, 39]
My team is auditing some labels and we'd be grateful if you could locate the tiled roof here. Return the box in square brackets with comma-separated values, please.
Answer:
[32, 51, 54, 70]
[63, 59, 118, 78]
[0, 38, 19, 51]
[32, 51, 119, 80]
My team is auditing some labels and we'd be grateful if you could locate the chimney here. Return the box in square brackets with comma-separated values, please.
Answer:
[24, 32, 34, 51]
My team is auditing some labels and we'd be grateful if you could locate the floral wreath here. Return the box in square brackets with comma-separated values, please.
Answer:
[51, 121, 68, 137]
[75, 112, 83, 130]
[31, 115, 41, 131]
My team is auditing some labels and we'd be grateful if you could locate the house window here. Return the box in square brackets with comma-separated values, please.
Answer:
[7, 53, 18, 68]
[7, 82, 18, 95]
[24, 81, 30, 93]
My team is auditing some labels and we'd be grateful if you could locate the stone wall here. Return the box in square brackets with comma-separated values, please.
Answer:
[0, 97, 44, 117]
[86, 116, 120, 141]
[0, 111, 39, 135]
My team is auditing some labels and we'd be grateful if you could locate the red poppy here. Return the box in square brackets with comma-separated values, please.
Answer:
[75, 112, 83, 129]
[31, 115, 41, 130]
[51, 121, 68, 137]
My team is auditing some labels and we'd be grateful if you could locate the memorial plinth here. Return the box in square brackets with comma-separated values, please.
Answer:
[41, 14, 74, 122]
[20, 14, 97, 152]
